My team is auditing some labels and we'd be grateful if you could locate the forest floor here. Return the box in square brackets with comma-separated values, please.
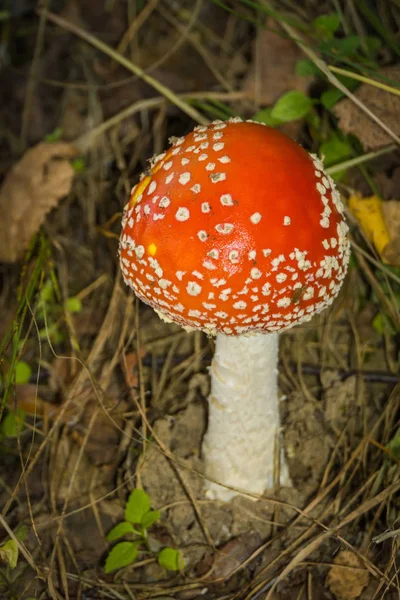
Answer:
[0, 1, 400, 599]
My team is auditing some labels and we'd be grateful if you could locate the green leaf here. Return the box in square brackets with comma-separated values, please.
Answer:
[306, 110, 321, 129]
[252, 107, 283, 127]
[387, 428, 400, 460]
[104, 541, 139, 573]
[71, 158, 86, 174]
[0, 410, 25, 437]
[158, 547, 184, 571]
[319, 35, 361, 57]
[40, 279, 55, 304]
[320, 133, 353, 167]
[14, 525, 28, 542]
[356, 0, 400, 57]
[322, 87, 345, 109]
[271, 91, 313, 122]
[125, 489, 151, 524]
[15, 361, 32, 384]
[64, 297, 82, 313]
[312, 13, 341, 38]
[45, 127, 63, 142]
[295, 59, 320, 77]
[0, 540, 18, 569]
[364, 36, 382, 57]
[372, 313, 385, 334]
[107, 521, 135, 541]
[320, 74, 358, 109]
[372, 313, 396, 336]
[141, 510, 160, 530]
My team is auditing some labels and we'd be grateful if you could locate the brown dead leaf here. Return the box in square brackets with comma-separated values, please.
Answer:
[326, 550, 369, 600]
[9, 384, 59, 418]
[244, 19, 312, 138]
[204, 533, 261, 581]
[121, 349, 147, 388]
[0, 142, 77, 262]
[381, 200, 400, 265]
[334, 65, 400, 150]
[244, 20, 311, 105]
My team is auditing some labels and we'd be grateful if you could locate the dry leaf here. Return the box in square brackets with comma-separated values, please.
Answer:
[121, 349, 147, 388]
[9, 384, 59, 418]
[0, 142, 76, 262]
[334, 65, 400, 150]
[326, 550, 369, 600]
[244, 19, 311, 138]
[204, 533, 261, 581]
[381, 200, 400, 265]
[349, 193, 391, 257]
[244, 20, 311, 105]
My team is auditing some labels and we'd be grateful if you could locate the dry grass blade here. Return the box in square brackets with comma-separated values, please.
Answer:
[20, 0, 49, 146]
[326, 144, 397, 175]
[373, 528, 400, 544]
[75, 92, 244, 153]
[115, 0, 161, 60]
[39, 10, 209, 127]
[265, 478, 400, 598]
[329, 65, 400, 97]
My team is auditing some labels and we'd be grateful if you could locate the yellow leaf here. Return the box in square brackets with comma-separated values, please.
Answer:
[349, 194, 391, 258]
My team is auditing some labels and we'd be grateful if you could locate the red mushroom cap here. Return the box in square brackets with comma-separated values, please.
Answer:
[119, 119, 350, 335]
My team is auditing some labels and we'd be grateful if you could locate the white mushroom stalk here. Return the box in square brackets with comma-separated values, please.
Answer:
[203, 332, 289, 501]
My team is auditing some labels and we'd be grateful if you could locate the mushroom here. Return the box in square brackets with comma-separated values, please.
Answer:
[119, 118, 350, 501]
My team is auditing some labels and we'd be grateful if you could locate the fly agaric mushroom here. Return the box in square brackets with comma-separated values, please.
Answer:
[119, 118, 350, 501]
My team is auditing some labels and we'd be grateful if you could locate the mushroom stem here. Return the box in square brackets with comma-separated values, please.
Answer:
[202, 332, 290, 501]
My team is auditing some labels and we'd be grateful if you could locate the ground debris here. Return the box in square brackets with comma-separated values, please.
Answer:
[326, 550, 369, 599]
[0, 142, 76, 262]
[244, 19, 311, 105]
[283, 390, 334, 493]
[202, 533, 261, 582]
[382, 199, 400, 265]
[244, 19, 312, 138]
[334, 65, 400, 150]
[322, 372, 358, 430]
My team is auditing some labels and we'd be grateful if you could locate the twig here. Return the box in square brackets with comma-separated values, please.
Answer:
[37, 9, 209, 127]
[265, 478, 400, 598]
[373, 528, 400, 544]
[328, 65, 400, 97]
[74, 92, 245, 152]
[326, 144, 397, 175]
[116, 0, 160, 59]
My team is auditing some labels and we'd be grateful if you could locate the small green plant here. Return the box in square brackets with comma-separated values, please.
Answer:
[105, 489, 184, 574]
[0, 540, 18, 570]
[0, 409, 25, 438]
[37, 277, 83, 344]
[0, 525, 29, 597]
